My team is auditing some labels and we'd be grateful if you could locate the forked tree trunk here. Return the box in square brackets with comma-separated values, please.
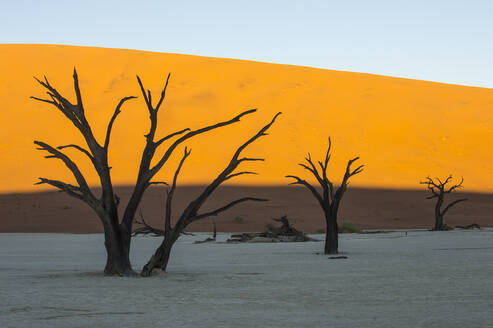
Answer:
[32, 70, 259, 276]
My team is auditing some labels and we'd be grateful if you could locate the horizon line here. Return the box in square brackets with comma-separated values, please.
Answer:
[3, 42, 493, 91]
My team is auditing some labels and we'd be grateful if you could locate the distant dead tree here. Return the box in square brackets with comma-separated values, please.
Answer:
[140, 112, 281, 276]
[420, 175, 468, 230]
[286, 138, 363, 254]
[32, 68, 260, 275]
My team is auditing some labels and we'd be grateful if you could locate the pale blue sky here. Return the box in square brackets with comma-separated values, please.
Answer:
[1, 0, 492, 88]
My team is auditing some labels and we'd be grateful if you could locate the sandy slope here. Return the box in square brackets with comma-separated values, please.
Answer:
[1, 186, 489, 233]
[1, 44, 493, 194]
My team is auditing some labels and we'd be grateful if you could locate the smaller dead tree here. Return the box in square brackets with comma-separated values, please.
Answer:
[420, 175, 468, 231]
[140, 112, 281, 276]
[286, 138, 363, 254]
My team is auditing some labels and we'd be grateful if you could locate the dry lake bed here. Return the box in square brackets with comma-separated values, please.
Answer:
[1, 229, 492, 327]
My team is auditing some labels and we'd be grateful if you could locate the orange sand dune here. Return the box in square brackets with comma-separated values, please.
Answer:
[1, 44, 493, 193]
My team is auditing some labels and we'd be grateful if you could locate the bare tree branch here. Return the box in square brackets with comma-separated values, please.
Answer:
[136, 75, 151, 113]
[35, 177, 85, 201]
[445, 176, 464, 193]
[442, 198, 468, 216]
[225, 171, 258, 181]
[165, 147, 191, 233]
[238, 157, 264, 163]
[148, 181, 169, 186]
[302, 154, 325, 186]
[72, 68, 84, 110]
[57, 144, 94, 162]
[30, 95, 57, 106]
[155, 128, 191, 147]
[132, 210, 165, 237]
[148, 108, 259, 177]
[285, 175, 325, 208]
[34, 140, 96, 203]
[421, 176, 442, 191]
[426, 194, 439, 199]
[155, 73, 170, 111]
[104, 96, 138, 150]
[341, 157, 364, 188]
[32, 74, 89, 131]
[192, 197, 268, 221]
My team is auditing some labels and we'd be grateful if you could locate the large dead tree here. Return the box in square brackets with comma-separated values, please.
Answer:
[140, 112, 281, 276]
[32, 69, 258, 275]
[421, 175, 468, 230]
[286, 138, 363, 254]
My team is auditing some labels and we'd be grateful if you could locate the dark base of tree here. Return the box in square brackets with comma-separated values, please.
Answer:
[104, 261, 137, 276]
[324, 227, 338, 255]
[141, 235, 176, 277]
[432, 222, 454, 231]
[103, 231, 136, 276]
[103, 252, 136, 276]
[324, 245, 338, 255]
[141, 248, 171, 277]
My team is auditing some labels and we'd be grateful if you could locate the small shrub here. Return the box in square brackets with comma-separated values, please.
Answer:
[234, 216, 244, 224]
[315, 227, 326, 234]
[338, 222, 361, 233]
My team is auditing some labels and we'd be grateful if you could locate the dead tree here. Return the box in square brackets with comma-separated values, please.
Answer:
[286, 138, 363, 254]
[140, 112, 281, 276]
[32, 68, 258, 275]
[420, 176, 468, 230]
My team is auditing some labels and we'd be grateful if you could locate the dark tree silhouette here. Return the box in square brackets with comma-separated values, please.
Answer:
[286, 138, 363, 254]
[140, 112, 281, 276]
[32, 68, 259, 275]
[420, 175, 468, 230]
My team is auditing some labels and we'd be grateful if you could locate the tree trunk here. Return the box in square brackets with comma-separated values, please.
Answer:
[434, 197, 444, 230]
[434, 214, 444, 230]
[103, 223, 134, 275]
[324, 212, 339, 255]
[141, 231, 179, 276]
